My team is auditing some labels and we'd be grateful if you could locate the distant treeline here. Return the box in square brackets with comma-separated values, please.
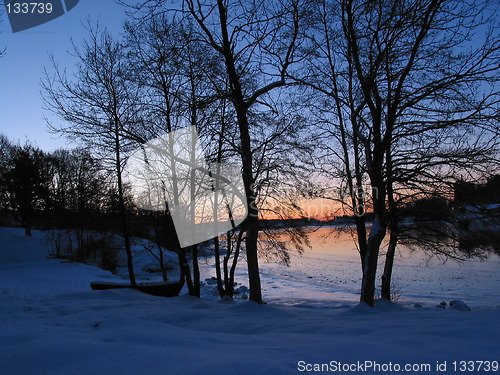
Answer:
[454, 176, 500, 206]
[0, 135, 173, 241]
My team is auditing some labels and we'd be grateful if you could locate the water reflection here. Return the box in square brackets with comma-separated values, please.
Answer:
[253, 227, 500, 309]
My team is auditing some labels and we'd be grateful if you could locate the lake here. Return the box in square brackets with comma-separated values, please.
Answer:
[204, 227, 500, 309]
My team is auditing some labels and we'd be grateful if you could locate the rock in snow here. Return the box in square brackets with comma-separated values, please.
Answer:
[450, 300, 471, 311]
[436, 301, 447, 309]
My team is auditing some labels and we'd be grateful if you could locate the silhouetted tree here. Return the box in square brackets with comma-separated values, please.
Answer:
[42, 25, 143, 286]
[123, 15, 227, 296]
[3, 144, 51, 236]
[298, 0, 500, 305]
[125, 0, 305, 303]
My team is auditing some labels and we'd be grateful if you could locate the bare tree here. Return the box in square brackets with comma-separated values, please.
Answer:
[122, 0, 305, 303]
[42, 25, 145, 287]
[124, 14, 226, 296]
[297, 0, 500, 306]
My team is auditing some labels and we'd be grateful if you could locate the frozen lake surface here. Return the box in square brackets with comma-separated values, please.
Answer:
[201, 227, 500, 310]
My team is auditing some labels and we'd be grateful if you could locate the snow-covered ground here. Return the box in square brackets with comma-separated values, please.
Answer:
[1, 226, 499, 374]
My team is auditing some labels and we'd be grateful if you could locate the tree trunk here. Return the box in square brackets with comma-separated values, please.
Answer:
[228, 230, 244, 297]
[360, 237, 383, 305]
[191, 245, 200, 297]
[233, 104, 261, 303]
[178, 247, 194, 294]
[175, 244, 186, 293]
[245, 213, 262, 303]
[159, 247, 168, 282]
[214, 237, 226, 298]
[114, 120, 136, 287]
[154, 222, 168, 281]
[360, 207, 386, 306]
[216, 0, 262, 304]
[381, 230, 398, 300]
[383, 142, 398, 301]
[223, 236, 231, 295]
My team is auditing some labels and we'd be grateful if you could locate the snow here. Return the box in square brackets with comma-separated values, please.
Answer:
[1, 226, 499, 374]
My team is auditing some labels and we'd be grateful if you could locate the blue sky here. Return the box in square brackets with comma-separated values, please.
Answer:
[0, 1, 128, 150]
